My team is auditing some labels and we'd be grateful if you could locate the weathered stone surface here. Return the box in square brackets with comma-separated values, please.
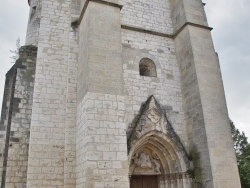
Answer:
[0, 45, 37, 188]
[0, 0, 241, 187]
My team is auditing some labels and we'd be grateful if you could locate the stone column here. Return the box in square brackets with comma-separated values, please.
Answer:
[26, 0, 71, 187]
[171, 0, 241, 187]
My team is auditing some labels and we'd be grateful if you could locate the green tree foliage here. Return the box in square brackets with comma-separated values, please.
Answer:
[239, 144, 250, 188]
[230, 121, 250, 188]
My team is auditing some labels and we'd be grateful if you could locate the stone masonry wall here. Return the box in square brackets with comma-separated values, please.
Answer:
[182, 0, 208, 28]
[0, 45, 37, 188]
[76, 0, 191, 187]
[169, 0, 208, 32]
[120, 0, 173, 34]
[78, 1, 124, 102]
[188, 26, 241, 188]
[169, 0, 186, 32]
[172, 1, 241, 186]
[121, 29, 188, 146]
[63, 1, 81, 187]
[174, 26, 213, 186]
[4, 0, 239, 187]
[64, 21, 79, 188]
[26, 0, 42, 46]
[0, 64, 16, 187]
[77, 2, 129, 187]
[26, 1, 71, 187]
[71, 0, 81, 19]
[76, 92, 129, 187]
[80, 0, 173, 34]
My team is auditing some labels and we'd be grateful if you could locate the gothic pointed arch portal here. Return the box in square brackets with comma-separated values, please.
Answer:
[127, 96, 192, 188]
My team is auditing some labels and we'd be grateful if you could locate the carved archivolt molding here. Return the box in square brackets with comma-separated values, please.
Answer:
[130, 150, 162, 175]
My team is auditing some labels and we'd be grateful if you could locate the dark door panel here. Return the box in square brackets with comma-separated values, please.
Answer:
[130, 176, 158, 188]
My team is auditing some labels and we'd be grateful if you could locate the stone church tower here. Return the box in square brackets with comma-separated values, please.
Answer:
[0, 0, 241, 187]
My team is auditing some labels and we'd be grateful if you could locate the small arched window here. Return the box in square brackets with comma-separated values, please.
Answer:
[139, 58, 157, 77]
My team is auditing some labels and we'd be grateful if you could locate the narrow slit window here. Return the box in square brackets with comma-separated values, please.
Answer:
[29, 6, 37, 21]
[139, 58, 157, 77]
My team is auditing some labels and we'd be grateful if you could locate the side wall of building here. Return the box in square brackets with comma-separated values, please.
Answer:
[76, 0, 241, 187]
[76, 0, 189, 187]
[0, 63, 17, 188]
[0, 0, 240, 187]
[120, 0, 186, 136]
[26, 0, 72, 187]
[0, 46, 37, 188]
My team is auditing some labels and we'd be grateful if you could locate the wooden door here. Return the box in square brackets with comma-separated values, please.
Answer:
[130, 175, 158, 188]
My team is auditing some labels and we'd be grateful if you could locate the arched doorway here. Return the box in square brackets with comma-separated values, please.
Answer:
[129, 132, 191, 188]
[127, 96, 192, 188]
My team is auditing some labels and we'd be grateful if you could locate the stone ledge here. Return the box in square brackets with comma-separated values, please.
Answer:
[121, 22, 212, 39]
[78, 0, 123, 25]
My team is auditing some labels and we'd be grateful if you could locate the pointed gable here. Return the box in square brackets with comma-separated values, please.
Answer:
[127, 95, 184, 152]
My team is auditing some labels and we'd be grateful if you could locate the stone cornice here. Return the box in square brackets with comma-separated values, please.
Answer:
[76, 1, 213, 39]
[121, 25, 173, 38]
[121, 23, 213, 39]
[173, 22, 213, 38]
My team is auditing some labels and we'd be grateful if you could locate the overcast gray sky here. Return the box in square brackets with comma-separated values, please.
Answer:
[0, 0, 249, 138]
